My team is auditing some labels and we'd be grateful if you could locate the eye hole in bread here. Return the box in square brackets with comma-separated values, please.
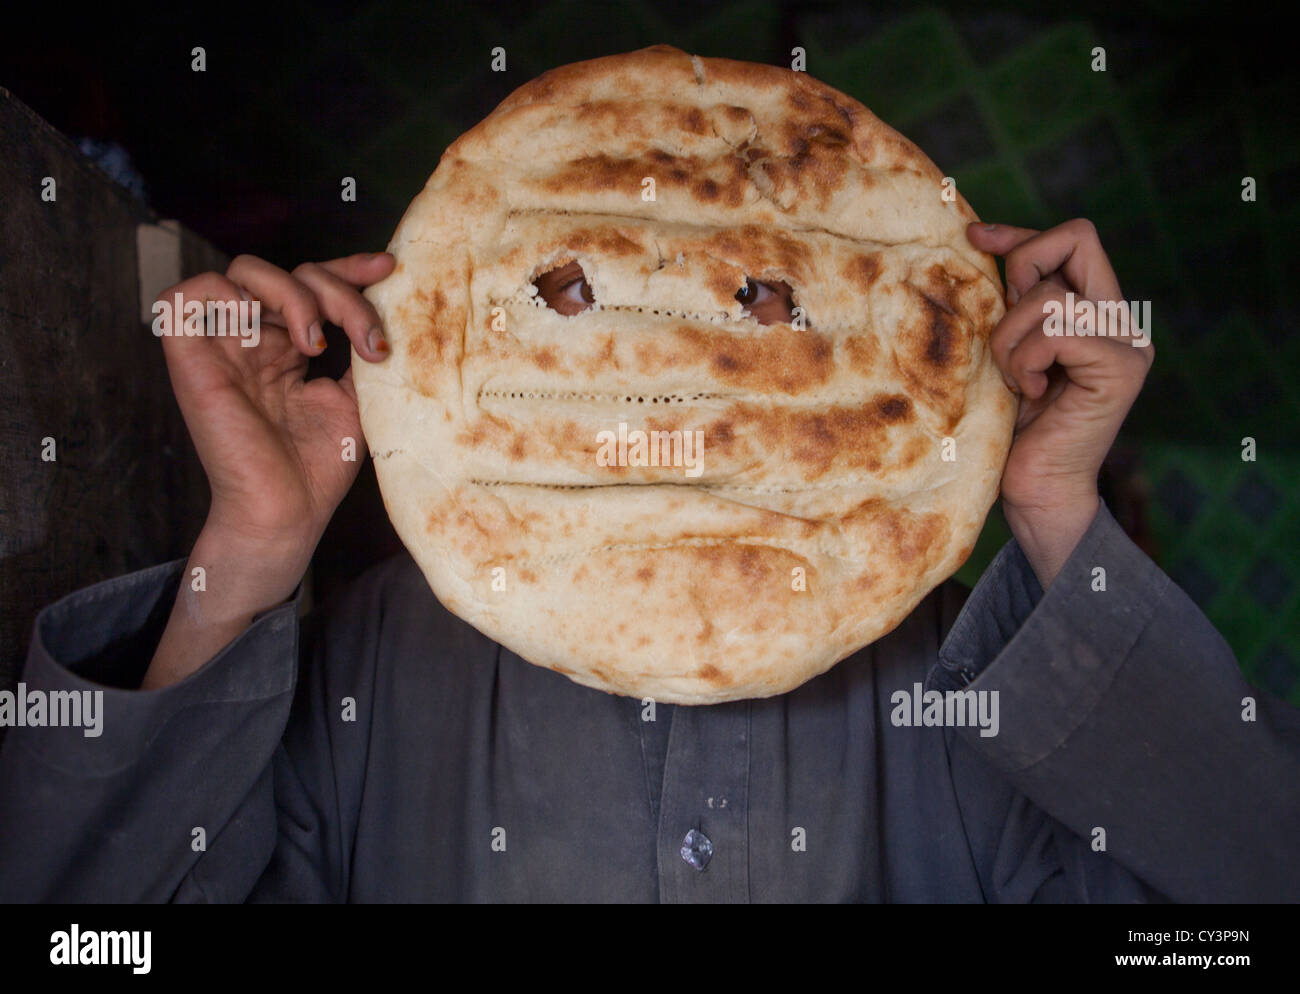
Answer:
[736, 277, 798, 326]
[533, 259, 595, 316]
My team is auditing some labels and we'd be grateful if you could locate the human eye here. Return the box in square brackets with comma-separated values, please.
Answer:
[560, 274, 595, 306]
[735, 278, 773, 307]
[736, 277, 796, 325]
[534, 260, 595, 315]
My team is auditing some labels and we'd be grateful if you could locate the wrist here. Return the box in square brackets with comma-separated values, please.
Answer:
[1002, 490, 1100, 589]
[140, 524, 312, 690]
[185, 520, 315, 622]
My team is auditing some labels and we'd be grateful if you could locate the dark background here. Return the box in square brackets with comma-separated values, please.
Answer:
[3, 0, 1297, 701]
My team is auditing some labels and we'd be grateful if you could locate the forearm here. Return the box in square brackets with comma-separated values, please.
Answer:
[143, 524, 313, 689]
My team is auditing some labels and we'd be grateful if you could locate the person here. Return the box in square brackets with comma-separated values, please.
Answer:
[1, 219, 1296, 902]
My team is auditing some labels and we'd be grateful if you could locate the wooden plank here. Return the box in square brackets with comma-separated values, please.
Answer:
[0, 87, 222, 694]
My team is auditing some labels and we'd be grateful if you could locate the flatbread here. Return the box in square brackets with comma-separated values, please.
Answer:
[354, 45, 1015, 704]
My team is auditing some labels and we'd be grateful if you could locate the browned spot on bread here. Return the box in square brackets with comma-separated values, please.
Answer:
[776, 403, 908, 478]
[926, 304, 957, 366]
[457, 412, 514, 452]
[636, 565, 655, 583]
[537, 149, 748, 210]
[579, 333, 621, 379]
[529, 416, 613, 468]
[569, 100, 709, 138]
[634, 396, 915, 481]
[519, 568, 538, 584]
[551, 664, 574, 676]
[738, 545, 766, 582]
[445, 507, 493, 546]
[453, 181, 500, 213]
[891, 280, 975, 429]
[713, 157, 749, 208]
[694, 177, 721, 201]
[531, 346, 560, 371]
[843, 334, 880, 373]
[704, 260, 746, 303]
[875, 395, 912, 422]
[897, 433, 930, 470]
[562, 226, 644, 258]
[759, 136, 854, 208]
[845, 503, 945, 570]
[406, 288, 464, 393]
[925, 261, 976, 294]
[540, 154, 647, 194]
[671, 324, 833, 395]
[844, 252, 883, 291]
[696, 664, 730, 685]
[704, 225, 811, 282]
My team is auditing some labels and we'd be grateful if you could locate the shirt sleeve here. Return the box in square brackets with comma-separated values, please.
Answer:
[0, 560, 335, 902]
[931, 500, 1300, 902]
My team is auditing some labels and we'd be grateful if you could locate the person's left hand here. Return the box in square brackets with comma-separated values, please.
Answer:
[965, 219, 1154, 587]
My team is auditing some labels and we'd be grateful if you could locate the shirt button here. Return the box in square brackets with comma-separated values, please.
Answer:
[680, 828, 713, 871]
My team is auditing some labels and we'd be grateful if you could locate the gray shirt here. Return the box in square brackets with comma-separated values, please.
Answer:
[2, 501, 1297, 902]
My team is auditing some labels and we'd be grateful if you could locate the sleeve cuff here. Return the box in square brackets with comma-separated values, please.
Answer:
[13, 560, 301, 775]
[931, 499, 1170, 771]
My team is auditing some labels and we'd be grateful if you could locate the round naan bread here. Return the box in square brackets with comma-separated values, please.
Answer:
[354, 45, 1016, 704]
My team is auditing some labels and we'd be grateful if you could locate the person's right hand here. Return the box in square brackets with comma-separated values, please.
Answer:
[159, 252, 395, 550]
[143, 251, 394, 689]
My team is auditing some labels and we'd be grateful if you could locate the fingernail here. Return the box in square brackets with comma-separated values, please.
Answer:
[981, 223, 998, 231]
[309, 322, 325, 351]
[1006, 285, 1019, 306]
[368, 327, 389, 355]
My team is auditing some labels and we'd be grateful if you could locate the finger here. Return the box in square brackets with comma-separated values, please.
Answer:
[1007, 322, 1148, 402]
[967, 223, 1068, 305]
[154, 272, 245, 361]
[291, 261, 390, 361]
[226, 254, 325, 356]
[989, 280, 1071, 391]
[965, 222, 1041, 256]
[1002, 219, 1123, 304]
[230, 254, 393, 328]
[315, 251, 396, 287]
[157, 271, 246, 311]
